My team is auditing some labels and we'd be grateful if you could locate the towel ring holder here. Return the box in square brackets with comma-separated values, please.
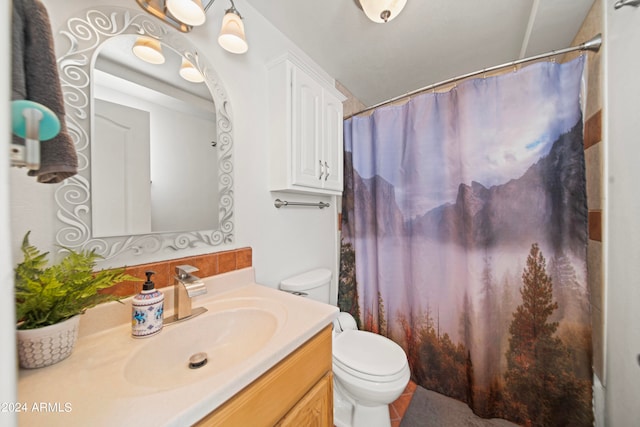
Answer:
[10, 100, 61, 170]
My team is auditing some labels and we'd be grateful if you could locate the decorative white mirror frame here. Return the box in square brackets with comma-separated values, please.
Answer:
[54, 6, 233, 264]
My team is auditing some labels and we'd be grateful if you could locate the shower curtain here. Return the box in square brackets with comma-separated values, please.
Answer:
[340, 56, 592, 426]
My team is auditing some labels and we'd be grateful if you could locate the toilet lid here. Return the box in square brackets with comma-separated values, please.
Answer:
[333, 330, 407, 378]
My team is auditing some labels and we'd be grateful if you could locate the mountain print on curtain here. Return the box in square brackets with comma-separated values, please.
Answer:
[340, 56, 592, 426]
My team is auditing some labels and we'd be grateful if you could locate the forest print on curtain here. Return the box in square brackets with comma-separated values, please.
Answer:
[340, 56, 592, 426]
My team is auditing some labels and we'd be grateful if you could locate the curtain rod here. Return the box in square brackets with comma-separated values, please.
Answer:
[345, 33, 602, 120]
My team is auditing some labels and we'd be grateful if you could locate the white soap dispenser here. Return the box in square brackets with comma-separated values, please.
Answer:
[131, 270, 164, 338]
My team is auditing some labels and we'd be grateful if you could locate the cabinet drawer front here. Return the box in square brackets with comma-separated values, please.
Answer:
[196, 326, 332, 427]
[276, 372, 333, 427]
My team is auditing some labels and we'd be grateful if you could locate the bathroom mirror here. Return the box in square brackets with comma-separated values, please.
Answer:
[92, 35, 218, 237]
[54, 7, 233, 264]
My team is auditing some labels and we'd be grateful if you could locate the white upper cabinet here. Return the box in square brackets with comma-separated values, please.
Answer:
[268, 52, 346, 195]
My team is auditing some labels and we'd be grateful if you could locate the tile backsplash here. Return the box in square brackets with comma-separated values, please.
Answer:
[101, 247, 252, 297]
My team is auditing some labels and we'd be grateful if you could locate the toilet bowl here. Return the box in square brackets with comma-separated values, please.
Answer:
[332, 328, 411, 427]
[280, 269, 411, 427]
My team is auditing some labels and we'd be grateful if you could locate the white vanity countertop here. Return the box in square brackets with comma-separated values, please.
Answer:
[17, 267, 338, 427]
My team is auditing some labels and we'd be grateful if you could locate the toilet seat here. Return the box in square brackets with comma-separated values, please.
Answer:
[333, 330, 409, 383]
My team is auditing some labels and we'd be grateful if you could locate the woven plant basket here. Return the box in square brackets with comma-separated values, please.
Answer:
[16, 315, 80, 369]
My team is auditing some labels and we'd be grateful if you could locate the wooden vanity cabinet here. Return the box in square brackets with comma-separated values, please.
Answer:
[195, 325, 333, 427]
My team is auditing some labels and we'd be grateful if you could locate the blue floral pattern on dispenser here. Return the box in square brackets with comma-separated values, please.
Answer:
[131, 271, 164, 338]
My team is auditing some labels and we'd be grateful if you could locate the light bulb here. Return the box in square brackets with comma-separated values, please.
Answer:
[166, 0, 206, 26]
[179, 58, 204, 83]
[132, 37, 165, 64]
[218, 10, 248, 54]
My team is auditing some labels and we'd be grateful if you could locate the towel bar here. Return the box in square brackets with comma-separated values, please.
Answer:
[274, 199, 330, 209]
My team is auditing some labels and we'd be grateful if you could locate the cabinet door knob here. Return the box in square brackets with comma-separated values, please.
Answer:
[324, 161, 330, 180]
[318, 160, 324, 180]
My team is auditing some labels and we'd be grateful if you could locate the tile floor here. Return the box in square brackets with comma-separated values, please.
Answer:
[389, 380, 418, 427]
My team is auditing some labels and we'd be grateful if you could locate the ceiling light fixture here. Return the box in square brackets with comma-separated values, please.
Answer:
[357, 0, 407, 23]
[132, 37, 166, 64]
[136, 0, 249, 54]
[179, 57, 205, 82]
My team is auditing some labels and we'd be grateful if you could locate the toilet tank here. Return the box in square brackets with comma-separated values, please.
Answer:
[280, 268, 332, 304]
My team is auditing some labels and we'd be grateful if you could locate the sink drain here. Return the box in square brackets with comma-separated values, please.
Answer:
[188, 352, 208, 369]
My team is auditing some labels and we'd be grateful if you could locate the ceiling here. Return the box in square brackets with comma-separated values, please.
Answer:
[244, 0, 596, 108]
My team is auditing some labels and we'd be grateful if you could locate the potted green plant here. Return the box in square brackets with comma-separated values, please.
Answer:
[14, 231, 139, 369]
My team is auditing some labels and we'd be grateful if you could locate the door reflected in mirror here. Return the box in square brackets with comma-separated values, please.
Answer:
[92, 35, 218, 237]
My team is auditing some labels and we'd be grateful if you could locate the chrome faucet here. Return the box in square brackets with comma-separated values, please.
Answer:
[165, 265, 207, 324]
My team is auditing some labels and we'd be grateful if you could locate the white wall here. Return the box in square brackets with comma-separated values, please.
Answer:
[9, 0, 339, 290]
[1, 0, 16, 424]
[603, 2, 640, 426]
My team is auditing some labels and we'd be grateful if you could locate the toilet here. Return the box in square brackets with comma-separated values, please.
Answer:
[280, 269, 411, 427]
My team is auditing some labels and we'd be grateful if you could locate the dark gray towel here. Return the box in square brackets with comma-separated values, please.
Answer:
[12, 0, 78, 183]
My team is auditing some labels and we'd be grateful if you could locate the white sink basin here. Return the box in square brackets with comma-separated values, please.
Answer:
[124, 297, 287, 389]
